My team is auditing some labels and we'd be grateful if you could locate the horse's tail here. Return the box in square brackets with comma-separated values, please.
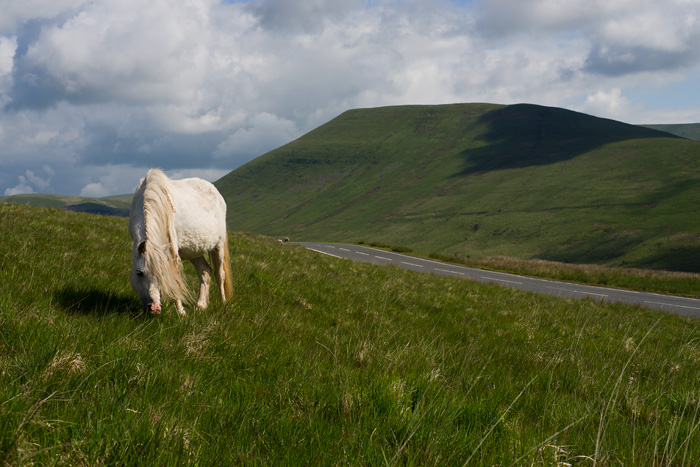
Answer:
[222, 233, 234, 301]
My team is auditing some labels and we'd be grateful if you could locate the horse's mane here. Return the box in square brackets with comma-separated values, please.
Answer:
[140, 169, 191, 303]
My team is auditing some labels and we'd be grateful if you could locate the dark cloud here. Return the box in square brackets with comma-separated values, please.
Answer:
[7, 17, 69, 110]
[584, 43, 700, 77]
[248, 0, 360, 33]
[80, 122, 227, 170]
[474, 0, 597, 38]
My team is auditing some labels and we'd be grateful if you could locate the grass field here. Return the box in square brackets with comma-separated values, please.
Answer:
[3, 203, 700, 465]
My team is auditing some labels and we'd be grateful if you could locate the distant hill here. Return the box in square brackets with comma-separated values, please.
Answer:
[0, 193, 131, 217]
[216, 103, 700, 272]
[643, 123, 700, 141]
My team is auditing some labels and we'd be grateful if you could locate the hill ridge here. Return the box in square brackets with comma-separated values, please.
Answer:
[215, 102, 700, 272]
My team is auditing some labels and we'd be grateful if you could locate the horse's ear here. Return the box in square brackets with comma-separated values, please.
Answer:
[138, 241, 146, 255]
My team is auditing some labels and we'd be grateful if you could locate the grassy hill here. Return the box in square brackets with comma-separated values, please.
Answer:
[0, 193, 131, 217]
[644, 123, 700, 141]
[3, 202, 700, 465]
[216, 103, 700, 272]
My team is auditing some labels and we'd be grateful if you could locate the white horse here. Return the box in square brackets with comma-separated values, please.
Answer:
[128, 168, 234, 315]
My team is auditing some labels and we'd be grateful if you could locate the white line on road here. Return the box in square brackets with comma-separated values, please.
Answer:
[375, 256, 393, 261]
[306, 248, 343, 259]
[644, 300, 700, 311]
[401, 261, 424, 268]
[436, 268, 463, 275]
[545, 286, 607, 298]
[356, 251, 370, 256]
[579, 291, 608, 298]
[485, 278, 523, 285]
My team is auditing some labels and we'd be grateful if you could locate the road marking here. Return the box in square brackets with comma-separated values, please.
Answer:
[436, 268, 466, 276]
[356, 251, 369, 256]
[545, 286, 607, 298]
[375, 256, 393, 261]
[339, 247, 351, 252]
[436, 268, 460, 274]
[485, 277, 523, 285]
[306, 248, 343, 259]
[644, 300, 700, 311]
[581, 291, 608, 298]
[401, 261, 424, 268]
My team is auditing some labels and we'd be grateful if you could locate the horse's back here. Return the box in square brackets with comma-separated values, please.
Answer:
[173, 177, 225, 212]
[171, 177, 228, 258]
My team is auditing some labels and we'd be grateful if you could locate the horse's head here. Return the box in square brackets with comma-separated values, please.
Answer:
[130, 241, 162, 314]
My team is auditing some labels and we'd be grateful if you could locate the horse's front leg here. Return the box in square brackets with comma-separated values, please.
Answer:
[190, 257, 212, 310]
[175, 299, 187, 316]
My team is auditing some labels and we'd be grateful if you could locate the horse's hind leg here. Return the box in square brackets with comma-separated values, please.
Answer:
[211, 241, 233, 304]
[190, 256, 212, 310]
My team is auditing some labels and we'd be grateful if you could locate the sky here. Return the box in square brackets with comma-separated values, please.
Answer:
[2, 0, 700, 197]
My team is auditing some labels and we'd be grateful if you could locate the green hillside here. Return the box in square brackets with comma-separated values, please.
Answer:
[644, 123, 700, 141]
[3, 203, 700, 465]
[216, 103, 700, 272]
[0, 193, 131, 216]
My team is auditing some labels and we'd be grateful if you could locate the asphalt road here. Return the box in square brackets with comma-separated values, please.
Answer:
[298, 242, 700, 319]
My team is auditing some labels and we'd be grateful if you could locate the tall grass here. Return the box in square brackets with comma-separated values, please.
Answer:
[3, 203, 700, 465]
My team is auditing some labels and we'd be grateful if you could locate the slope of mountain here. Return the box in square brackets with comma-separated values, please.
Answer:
[643, 123, 700, 141]
[216, 103, 700, 272]
[0, 193, 131, 217]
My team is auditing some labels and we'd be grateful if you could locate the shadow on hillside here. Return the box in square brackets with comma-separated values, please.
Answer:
[458, 104, 677, 175]
[636, 248, 700, 274]
[539, 234, 643, 267]
[55, 286, 143, 317]
[64, 202, 130, 217]
[540, 239, 700, 274]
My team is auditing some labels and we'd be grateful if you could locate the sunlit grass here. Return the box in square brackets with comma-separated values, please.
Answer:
[2, 203, 700, 465]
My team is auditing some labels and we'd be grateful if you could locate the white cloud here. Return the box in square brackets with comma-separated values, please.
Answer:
[0, 36, 16, 75]
[574, 88, 634, 120]
[2, 0, 700, 196]
[570, 86, 700, 124]
[25, 165, 55, 191]
[79, 182, 108, 198]
[164, 168, 232, 184]
[75, 164, 159, 197]
[4, 175, 34, 196]
[3, 166, 54, 195]
[9, 0, 219, 109]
